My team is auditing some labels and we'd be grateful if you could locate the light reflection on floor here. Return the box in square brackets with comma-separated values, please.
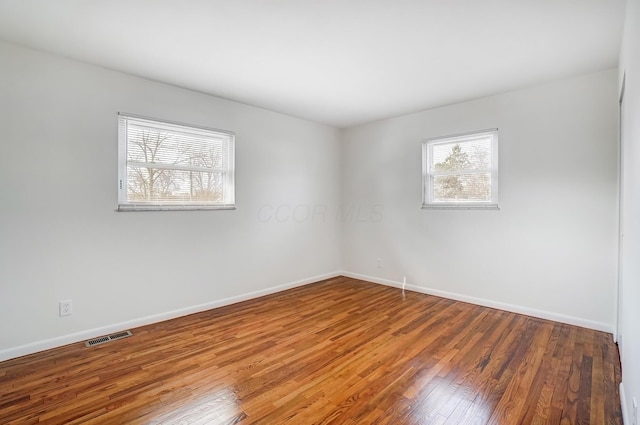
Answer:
[409, 378, 494, 424]
[150, 387, 245, 424]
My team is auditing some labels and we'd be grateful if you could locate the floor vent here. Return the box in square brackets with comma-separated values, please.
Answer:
[85, 330, 133, 347]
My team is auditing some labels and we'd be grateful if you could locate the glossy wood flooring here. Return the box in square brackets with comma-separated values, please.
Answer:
[0, 277, 622, 424]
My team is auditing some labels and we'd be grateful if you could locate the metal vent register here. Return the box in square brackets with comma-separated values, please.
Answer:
[85, 330, 133, 347]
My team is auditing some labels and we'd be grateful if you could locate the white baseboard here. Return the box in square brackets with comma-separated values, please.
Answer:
[0, 271, 341, 363]
[341, 271, 615, 334]
[621, 382, 629, 425]
[1, 270, 614, 362]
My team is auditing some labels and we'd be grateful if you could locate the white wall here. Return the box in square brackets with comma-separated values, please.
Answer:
[0, 39, 622, 365]
[341, 69, 619, 332]
[0, 41, 342, 360]
[618, 0, 640, 422]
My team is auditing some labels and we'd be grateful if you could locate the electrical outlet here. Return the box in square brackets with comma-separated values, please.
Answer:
[377, 258, 382, 268]
[59, 300, 73, 316]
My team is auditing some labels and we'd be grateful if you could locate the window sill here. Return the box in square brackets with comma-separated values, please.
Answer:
[421, 203, 499, 210]
[117, 204, 236, 212]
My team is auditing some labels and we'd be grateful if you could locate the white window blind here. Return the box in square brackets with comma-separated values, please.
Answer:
[422, 129, 499, 209]
[118, 113, 235, 211]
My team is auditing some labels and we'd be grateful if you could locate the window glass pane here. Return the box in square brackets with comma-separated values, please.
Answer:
[433, 172, 492, 202]
[432, 138, 492, 172]
[127, 125, 225, 170]
[127, 167, 224, 203]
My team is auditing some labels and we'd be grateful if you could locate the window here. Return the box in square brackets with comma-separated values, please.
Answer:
[118, 113, 235, 211]
[422, 129, 498, 209]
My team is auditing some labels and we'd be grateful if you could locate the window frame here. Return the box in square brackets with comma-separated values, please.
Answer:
[422, 128, 499, 210]
[117, 113, 236, 212]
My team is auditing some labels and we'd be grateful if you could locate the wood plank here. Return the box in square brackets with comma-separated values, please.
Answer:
[0, 277, 623, 424]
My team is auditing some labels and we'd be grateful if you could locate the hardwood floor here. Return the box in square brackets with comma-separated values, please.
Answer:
[0, 277, 622, 424]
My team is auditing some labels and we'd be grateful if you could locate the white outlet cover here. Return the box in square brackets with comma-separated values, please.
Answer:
[59, 300, 73, 316]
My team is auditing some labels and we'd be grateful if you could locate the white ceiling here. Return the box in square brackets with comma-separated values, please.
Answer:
[0, 0, 625, 128]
